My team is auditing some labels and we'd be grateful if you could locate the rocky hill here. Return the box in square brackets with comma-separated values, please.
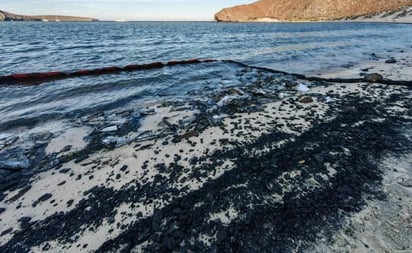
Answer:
[0, 10, 98, 22]
[215, 0, 412, 22]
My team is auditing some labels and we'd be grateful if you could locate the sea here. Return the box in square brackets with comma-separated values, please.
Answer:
[0, 21, 411, 132]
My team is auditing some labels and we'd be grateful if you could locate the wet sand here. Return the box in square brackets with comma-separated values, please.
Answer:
[0, 54, 411, 252]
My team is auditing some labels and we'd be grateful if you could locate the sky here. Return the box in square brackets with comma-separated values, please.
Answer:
[0, 0, 254, 21]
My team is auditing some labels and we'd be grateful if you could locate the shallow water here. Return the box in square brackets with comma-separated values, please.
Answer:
[0, 21, 411, 130]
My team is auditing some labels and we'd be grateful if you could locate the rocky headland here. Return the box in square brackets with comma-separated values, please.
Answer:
[0, 10, 98, 22]
[215, 0, 412, 22]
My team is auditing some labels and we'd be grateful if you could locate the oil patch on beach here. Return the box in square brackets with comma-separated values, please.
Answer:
[0, 64, 411, 253]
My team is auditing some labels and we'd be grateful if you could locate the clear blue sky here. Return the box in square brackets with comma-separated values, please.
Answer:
[0, 0, 254, 21]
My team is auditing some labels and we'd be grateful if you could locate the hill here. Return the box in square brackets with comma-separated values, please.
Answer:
[215, 0, 412, 22]
[0, 10, 98, 22]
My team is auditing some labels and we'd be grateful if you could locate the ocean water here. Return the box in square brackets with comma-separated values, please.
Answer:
[0, 21, 411, 131]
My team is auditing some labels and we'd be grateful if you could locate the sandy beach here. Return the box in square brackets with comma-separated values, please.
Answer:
[351, 7, 412, 24]
[0, 49, 411, 252]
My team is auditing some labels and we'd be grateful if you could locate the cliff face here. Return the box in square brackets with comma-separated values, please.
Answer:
[215, 0, 412, 22]
[0, 10, 41, 21]
[0, 10, 98, 22]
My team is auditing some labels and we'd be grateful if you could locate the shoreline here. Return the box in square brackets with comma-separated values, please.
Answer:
[216, 19, 412, 24]
[0, 51, 411, 252]
[1, 19, 412, 24]
[313, 49, 412, 81]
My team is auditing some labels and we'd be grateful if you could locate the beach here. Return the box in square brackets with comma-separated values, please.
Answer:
[0, 46, 411, 252]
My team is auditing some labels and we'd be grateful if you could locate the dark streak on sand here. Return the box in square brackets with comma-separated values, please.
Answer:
[1, 86, 410, 252]
[225, 60, 412, 87]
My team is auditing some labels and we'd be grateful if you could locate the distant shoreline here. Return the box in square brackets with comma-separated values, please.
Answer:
[215, 20, 412, 25]
[0, 10, 98, 22]
[215, 15, 412, 24]
[1, 20, 411, 24]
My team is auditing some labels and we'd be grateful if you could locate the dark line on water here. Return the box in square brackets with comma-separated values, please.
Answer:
[1, 58, 411, 87]
[224, 60, 412, 87]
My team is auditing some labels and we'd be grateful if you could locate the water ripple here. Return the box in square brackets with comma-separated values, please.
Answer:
[0, 22, 411, 130]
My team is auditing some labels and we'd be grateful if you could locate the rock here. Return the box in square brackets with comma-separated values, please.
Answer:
[74, 154, 89, 164]
[18, 216, 31, 224]
[67, 199, 74, 207]
[59, 168, 71, 174]
[120, 165, 128, 172]
[299, 96, 314, 104]
[0, 208, 5, 214]
[371, 53, 378, 59]
[61, 145, 72, 152]
[38, 193, 52, 202]
[0, 228, 12, 236]
[364, 73, 383, 83]
[33, 193, 52, 207]
[385, 57, 397, 64]
[8, 185, 32, 202]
